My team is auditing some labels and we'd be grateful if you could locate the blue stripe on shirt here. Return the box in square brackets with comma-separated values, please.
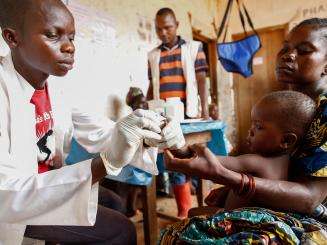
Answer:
[159, 53, 182, 64]
[160, 83, 186, 92]
[160, 67, 184, 78]
[196, 67, 208, 73]
[195, 58, 208, 68]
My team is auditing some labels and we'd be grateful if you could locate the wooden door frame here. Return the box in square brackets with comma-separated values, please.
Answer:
[232, 24, 287, 153]
[232, 24, 288, 40]
[192, 30, 219, 104]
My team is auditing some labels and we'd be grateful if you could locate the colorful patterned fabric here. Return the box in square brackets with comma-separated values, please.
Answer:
[160, 207, 327, 245]
[292, 93, 327, 177]
[148, 36, 208, 102]
[313, 204, 327, 221]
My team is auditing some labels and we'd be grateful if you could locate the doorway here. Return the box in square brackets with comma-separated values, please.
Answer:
[193, 31, 218, 104]
[233, 25, 288, 154]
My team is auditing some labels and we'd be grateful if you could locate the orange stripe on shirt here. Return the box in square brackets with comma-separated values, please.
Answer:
[160, 91, 186, 99]
[160, 61, 183, 70]
[160, 75, 185, 84]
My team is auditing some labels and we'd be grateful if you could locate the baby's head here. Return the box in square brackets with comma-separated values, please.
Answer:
[247, 91, 315, 156]
[0, 0, 75, 77]
[126, 87, 148, 111]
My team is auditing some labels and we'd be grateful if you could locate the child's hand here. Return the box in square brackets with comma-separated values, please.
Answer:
[169, 146, 194, 159]
[164, 144, 227, 181]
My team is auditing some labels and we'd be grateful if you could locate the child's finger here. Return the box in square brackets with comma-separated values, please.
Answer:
[164, 149, 174, 160]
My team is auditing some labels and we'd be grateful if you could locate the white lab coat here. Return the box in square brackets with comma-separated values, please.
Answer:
[0, 54, 157, 244]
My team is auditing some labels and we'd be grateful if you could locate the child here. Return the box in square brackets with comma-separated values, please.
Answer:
[209, 103, 219, 121]
[166, 90, 316, 209]
[126, 86, 149, 110]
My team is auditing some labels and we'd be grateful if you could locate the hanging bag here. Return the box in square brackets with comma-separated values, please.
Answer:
[217, 0, 261, 78]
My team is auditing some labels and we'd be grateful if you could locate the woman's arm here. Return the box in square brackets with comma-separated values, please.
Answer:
[249, 176, 327, 214]
[214, 164, 327, 213]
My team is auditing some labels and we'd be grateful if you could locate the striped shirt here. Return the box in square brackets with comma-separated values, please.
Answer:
[148, 37, 208, 103]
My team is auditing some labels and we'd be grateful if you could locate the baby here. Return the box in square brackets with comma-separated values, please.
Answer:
[126, 87, 148, 111]
[209, 103, 219, 121]
[166, 90, 316, 209]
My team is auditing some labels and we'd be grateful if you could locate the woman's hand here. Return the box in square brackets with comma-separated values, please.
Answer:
[204, 186, 230, 207]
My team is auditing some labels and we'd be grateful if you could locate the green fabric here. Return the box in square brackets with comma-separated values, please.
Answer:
[160, 207, 327, 245]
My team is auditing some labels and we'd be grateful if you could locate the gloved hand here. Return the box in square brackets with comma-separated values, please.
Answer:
[145, 118, 185, 150]
[101, 109, 165, 174]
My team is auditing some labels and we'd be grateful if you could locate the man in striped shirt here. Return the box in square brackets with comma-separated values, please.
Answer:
[147, 8, 209, 119]
[147, 7, 209, 218]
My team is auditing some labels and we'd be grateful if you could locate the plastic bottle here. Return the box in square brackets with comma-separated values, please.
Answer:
[165, 97, 184, 122]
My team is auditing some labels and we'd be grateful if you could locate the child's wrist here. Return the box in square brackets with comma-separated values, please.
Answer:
[232, 173, 256, 200]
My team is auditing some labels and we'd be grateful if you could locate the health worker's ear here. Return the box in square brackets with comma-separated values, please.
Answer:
[2, 28, 19, 49]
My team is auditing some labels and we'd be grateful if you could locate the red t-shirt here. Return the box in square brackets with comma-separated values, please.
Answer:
[30, 85, 55, 173]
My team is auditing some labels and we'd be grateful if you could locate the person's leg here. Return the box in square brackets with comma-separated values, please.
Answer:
[126, 185, 142, 217]
[24, 205, 136, 245]
[156, 172, 171, 196]
[169, 172, 192, 218]
[156, 153, 171, 196]
[98, 185, 126, 213]
[100, 178, 135, 215]
[100, 179, 141, 217]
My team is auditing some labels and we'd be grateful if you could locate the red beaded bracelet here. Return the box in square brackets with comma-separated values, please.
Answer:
[238, 173, 245, 195]
[243, 174, 255, 200]
[233, 173, 245, 195]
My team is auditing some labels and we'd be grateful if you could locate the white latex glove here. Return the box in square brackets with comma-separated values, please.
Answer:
[145, 118, 185, 150]
[101, 109, 165, 175]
